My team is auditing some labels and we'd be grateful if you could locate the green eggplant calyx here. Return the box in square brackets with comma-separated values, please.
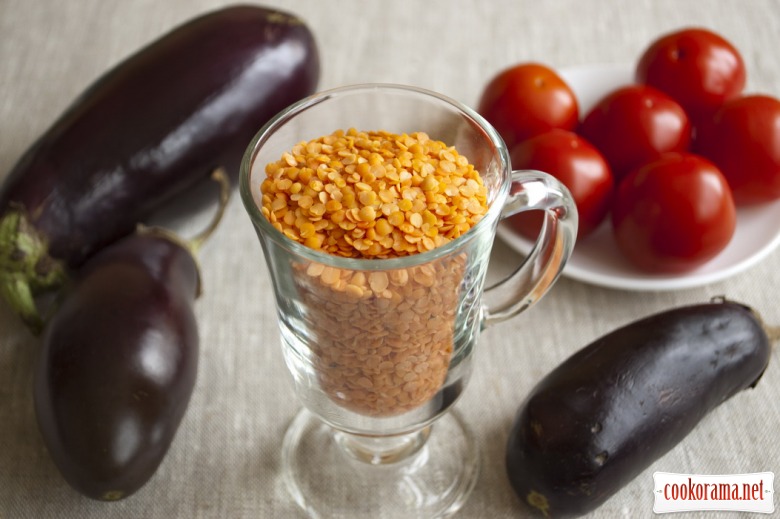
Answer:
[0, 208, 67, 332]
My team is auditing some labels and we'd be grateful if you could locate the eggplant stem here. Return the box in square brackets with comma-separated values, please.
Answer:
[747, 307, 780, 345]
[750, 311, 780, 344]
[134, 168, 231, 299]
[766, 325, 780, 343]
[189, 168, 231, 254]
[711, 296, 780, 344]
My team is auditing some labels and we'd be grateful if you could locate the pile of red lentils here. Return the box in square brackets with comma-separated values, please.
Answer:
[260, 129, 488, 416]
[260, 128, 488, 258]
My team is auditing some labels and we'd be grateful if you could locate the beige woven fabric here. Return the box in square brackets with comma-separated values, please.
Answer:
[1, 1, 778, 517]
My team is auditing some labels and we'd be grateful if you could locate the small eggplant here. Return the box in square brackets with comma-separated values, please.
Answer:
[0, 4, 319, 330]
[506, 299, 774, 517]
[33, 170, 228, 501]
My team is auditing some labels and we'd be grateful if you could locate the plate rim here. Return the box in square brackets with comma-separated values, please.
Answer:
[496, 222, 780, 291]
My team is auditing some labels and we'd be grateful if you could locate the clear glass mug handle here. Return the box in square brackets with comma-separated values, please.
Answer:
[481, 170, 578, 327]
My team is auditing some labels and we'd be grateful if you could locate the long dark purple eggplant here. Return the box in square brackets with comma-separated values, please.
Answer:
[0, 4, 319, 330]
[33, 169, 229, 501]
[506, 299, 774, 517]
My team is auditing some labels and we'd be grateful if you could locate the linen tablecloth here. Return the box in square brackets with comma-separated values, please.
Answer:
[1, 1, 778, 517]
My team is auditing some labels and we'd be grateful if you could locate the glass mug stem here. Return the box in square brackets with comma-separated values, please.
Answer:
[335, 425, 431, 465]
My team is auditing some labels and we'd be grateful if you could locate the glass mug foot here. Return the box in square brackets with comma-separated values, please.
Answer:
[281, 408, 480, 519]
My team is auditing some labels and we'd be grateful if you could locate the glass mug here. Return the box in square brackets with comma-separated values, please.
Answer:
[239, 84, 577, 519]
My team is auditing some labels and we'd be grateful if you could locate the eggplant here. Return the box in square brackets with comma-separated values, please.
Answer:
[33, 170, 228, 500]
[0, 4, 319, 330]
[506, 300, 773, 518]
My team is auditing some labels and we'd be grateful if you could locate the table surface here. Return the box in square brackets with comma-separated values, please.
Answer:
[1, 1, 779, 518]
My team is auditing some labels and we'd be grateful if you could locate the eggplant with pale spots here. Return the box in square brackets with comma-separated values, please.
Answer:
[506, 300, 774, 517]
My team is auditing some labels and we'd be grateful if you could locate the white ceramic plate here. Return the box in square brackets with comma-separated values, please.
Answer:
[496, 63, 780, 291]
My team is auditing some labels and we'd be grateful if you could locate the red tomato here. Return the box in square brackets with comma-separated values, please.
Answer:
[579, 84, 691, 181]
[611, 153, 736, 273]
[507, 129, 614, 240]
[477, 63, 579, 150]
[694, 94, 780, 204]
[636, 27, 746, 121]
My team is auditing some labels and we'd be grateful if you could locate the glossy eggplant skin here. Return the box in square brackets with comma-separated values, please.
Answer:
[506, 301, 771, 518]
[0, 4, 318, 328]
[34, 231, 199, 500]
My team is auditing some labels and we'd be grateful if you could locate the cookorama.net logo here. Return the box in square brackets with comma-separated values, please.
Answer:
[653, 472, 775, 514]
